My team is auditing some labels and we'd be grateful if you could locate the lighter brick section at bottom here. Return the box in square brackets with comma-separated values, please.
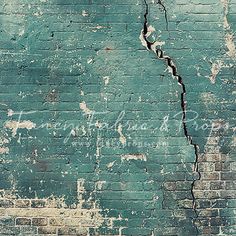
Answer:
[0, 179, 120, 235]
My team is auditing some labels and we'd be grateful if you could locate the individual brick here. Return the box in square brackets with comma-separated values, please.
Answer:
[15, 218, 31, 225]
[32, 218, 48, 226]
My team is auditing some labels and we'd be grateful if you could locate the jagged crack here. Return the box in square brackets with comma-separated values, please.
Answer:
[156, 0, 169, 31]
[141, 0, 201, 226]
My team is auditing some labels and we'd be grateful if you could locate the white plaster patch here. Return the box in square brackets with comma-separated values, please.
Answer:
[2, 0, 25, 37]
[103, 76, 110, 85]
[117, 124, 126, 145]
[87, 58, 93, 64]
[0, 137, 9, 146]
[82, 10, 88, 17]
[209, 60, 223, 84]
[5, 120, 36, 137]
[96, 181, 106, 190]
[139, 25, 165, 51]
[220, 0, 236, 58]
[121, 154, 147, 161]
[79, 101, 93, 115]
[7, 109, 14, 117]
[0, 180, 112, 233]
[107, 161, 115, 168]
[0, 147, 9, 154]
[225, 33, 236, 58]
[201, 92, 217, 104]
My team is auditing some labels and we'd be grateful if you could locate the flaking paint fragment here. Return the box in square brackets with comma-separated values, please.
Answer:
[82, 10, 88, 17]
[117, 124, 126, 145]
[209, 61, 223, 84]
[121, 154, 147, 161]
[5, 120, 36, 137]
[220, 0, 236, 58]
[0, 147, 9, 154]
[0, 191, 107, 232]
[7, 109, 14, 117]
[139, 25, 165, 51]
[79, 101, 93, 115]
[225, 33, 236, 58]
[103, 76, 110, 85]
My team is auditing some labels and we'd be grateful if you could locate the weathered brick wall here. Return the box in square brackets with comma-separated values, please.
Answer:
[0, 0, 235, 235]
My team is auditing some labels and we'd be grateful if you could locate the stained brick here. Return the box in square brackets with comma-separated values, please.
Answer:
[32, 218, 48, 226]
[16, 218, 31, 225]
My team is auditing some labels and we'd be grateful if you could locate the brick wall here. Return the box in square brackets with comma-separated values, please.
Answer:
[0, 0, 235, 235]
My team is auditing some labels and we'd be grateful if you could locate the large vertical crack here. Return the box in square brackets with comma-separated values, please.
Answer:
[141, 0, 201, 231]
[156, 0, 169, 31]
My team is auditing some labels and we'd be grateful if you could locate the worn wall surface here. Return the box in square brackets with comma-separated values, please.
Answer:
[0, 0, 235, 235]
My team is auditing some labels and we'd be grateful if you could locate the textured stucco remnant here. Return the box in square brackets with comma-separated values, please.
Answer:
[139, 25, 165, 51]
[117, 124, 126, 145]
[4, 120, 36, 137]
[221, 0, 236, 58]
[209, 61, 223, 84]
[0, 180, 114, 234]
[225, 33, 236, 58]
[0, 147, 9, 154]
[121, 154, 147, 161]
[79, 101, 93, 115]
[0, 137, 9, 154]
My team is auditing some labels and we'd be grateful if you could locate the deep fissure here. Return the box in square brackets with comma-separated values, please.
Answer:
[141, 0, 201, 228]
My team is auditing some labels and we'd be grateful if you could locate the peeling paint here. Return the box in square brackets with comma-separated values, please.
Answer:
[103, 76, 110, 85]
[7, 109, 14, 117]
[0, 186, 108, 233]
[209, 60, 223, 84]
[139, 25, 165, 51]
[0, 147, 9, 154]
[4, 120, 36, 137]
[221, 0, 236, 58]
[201, 92, 217, 106]
[107, 161, 115, 168]
[82, 10, 89, 17]
[225, 33, 236, 58]
[117, 123, 126, 145]
[121, 154, 147, 161]
[79, 101, 93, 115]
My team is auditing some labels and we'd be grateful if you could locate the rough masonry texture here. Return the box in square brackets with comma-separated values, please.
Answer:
[0, 0, 235, 235]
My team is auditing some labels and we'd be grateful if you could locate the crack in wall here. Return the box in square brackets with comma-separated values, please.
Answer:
[141, 0, 201, 231]
[155, 0, 169, 31]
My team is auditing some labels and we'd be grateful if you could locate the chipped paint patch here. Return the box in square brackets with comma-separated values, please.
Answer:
[225, 33, 236, 58]
[0, 184, 109, 233]
[103, 76, 110, 85]
[7, 109, 14, 117]
[82, 10, 89, 17]
[96, 181, 106, 190]
[221, 0, 230, 29]
[79, 101, 93, 115]
[209, 60, 223, 84]
[0, 147, 9, 154]
[4, 120, 36, 137]
[220, 0, 236, 58]
[117, 124, 126, 145]
[200, 92, 217, 105]
[87, 58, 93, 64]
[107, 161, 115, 168]
[139, 25, 165, 51]
[121, 154, 147, 161]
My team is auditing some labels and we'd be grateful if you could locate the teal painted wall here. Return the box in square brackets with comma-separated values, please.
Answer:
[0, 0, 235, 235]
